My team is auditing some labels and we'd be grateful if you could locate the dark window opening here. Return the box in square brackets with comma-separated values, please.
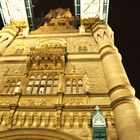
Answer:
[0, 14, 4, 29]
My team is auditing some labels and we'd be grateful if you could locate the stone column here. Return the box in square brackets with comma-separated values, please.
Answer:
[92, 21, 140, 140]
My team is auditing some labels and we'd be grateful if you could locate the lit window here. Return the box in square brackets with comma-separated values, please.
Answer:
[65, 76, 84, 94]
[78, 79, 83, 93]
[25, 73, 59, 94]
[72, 80, 77, 94]
[1, 79, 21, 94]
[65, 80, 71, 94]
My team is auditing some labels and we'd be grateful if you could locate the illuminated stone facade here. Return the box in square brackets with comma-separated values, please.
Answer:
[0, 20, 140, 140]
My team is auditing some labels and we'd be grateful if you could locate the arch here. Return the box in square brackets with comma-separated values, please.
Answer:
[0, 128, 82, 140]
[36, 39, 67, 48]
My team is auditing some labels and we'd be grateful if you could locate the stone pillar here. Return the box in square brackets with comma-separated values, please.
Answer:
[92, 21, 140, 140]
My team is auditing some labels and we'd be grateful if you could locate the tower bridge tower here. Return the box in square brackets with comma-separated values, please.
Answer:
[0, 0, 140, 140]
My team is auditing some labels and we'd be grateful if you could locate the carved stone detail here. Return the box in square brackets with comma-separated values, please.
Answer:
[0, 98, 18, 105]
[19, 98, 54, 106]
[29, 41, 66, 71]
[92, 22, 114, 47]
[36, 39, 66, 48]
[63, 97, 85, 105]
[0, 111, 92, 129]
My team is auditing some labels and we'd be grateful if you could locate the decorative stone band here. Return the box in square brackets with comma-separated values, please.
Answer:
[99, 45, 122, 61]
[108, 83, 136, 108]
[111, 96, 137, 110]
[109, 83, 135, 95]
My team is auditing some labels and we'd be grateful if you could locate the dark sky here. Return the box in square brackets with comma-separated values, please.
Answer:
[33, 0, 74, 17]
[0, 0, 139, 99]
[108, 0, 140, 99]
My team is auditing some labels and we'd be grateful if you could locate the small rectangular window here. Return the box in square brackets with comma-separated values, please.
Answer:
[39, 87, 44, 94]
[26, 87, 32, 94]
[32, 87, 38, 94]
[1, 78, 21, 94]
[46, 86, 51, 94]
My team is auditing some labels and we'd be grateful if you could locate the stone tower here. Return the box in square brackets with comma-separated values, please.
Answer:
[0, 0, 140, 140]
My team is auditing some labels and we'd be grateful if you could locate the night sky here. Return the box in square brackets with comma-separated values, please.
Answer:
[33, 0, 75, 17]
[108, 0, 140, 99]
[0, 0, 139, 99]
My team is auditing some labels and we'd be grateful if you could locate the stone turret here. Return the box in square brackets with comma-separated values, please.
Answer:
[92, 21, 140, 140]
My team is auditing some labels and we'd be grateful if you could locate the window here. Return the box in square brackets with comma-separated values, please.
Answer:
[93, 127, 106, 140]
[78, 46, 88, 52]
[1, 79, 21, 94]
[25, 73, 59, 94]
[15, 49, 24, 55]
[65, 76, 84, 94]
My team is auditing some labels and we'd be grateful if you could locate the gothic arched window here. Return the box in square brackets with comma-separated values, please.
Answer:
[65, 76, 85, 94]
[25, 73, 59, 94]
[1, 78, 21, 94]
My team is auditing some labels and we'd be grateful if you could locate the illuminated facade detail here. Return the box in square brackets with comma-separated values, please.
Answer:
[0, 1, 140, 140]
[1, 77, 22, 94]
[25, 73, 59, 95]
[92, 106, 106, 140]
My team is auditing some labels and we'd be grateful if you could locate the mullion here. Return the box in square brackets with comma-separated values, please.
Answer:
[76, 79, 79, 94]
[53, 75, 59, 93]
[44, 74, 48, 94]
[10, 80, 17, 93]
[50, 74, 54, 94]
[30, 74, 37, 94]
[37, 74, 42, 94]
[70, 79, 73, 93]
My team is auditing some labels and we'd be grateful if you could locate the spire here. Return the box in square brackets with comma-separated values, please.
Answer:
[95, 105, 100, 111]
[92, 106, 106, 127]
